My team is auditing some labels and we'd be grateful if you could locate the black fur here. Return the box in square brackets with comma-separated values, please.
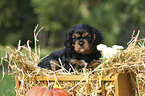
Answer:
[38, 24, 103, 71]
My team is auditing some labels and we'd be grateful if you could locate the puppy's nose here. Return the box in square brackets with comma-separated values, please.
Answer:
[79, 40, 85, 46]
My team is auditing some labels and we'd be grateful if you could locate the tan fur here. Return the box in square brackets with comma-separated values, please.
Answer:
[82, 32, 89, 37]
[70, 59, 87, 66]
[50, 60, 59, 70]
[74, 33, 81, 37]
[87, 60, 100, 68]
[73, 40, 92, 54]
[70, 59, 100, 69]
[70, 59, 87, 70]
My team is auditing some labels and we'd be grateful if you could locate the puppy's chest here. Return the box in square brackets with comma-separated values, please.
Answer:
[70, 59, 87, 67]
[69, 58, 99, 68]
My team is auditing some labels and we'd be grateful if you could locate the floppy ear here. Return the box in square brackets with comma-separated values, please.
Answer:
[92, 28, 103, 46]
[64, 29, 73, 48]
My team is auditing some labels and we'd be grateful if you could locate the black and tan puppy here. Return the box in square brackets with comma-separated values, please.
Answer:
[38, 24, 103, 71]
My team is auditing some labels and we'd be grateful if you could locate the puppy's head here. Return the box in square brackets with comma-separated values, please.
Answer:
[64, 24, 103, 54]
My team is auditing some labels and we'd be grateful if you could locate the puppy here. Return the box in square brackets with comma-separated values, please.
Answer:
[38, 24, 103, 71]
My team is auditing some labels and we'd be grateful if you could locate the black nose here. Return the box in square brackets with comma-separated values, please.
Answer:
[79, 42, 84, 46]
[79, 40, 85, 46]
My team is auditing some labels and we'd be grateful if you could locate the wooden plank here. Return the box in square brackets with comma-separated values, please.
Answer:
[101, 81, 106, 96]
[87, 82, 90, 94]
[15, 76, 20, 96]
[114, 72, 135, 96]
[101, 76, 115, 81]
[72, 81, 76, 96]
[36, 76, 98, 81]
[44, 81, 48, 86]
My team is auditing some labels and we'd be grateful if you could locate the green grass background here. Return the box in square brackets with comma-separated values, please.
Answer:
[0, 45, 15, 96]
[0, 72, 16, 96]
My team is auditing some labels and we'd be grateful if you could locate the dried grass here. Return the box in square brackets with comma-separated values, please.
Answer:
[1, 26, 145, 96]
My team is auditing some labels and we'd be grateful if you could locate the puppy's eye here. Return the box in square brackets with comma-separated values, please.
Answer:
[86, 34, 91, 38]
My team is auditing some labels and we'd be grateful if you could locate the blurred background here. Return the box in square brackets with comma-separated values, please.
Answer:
[0, 0, 145, 57]
[0, 0, 145, 95]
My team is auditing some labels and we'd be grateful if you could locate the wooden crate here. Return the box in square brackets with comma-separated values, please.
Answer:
[15, 75, 95, 96]
[101, 72, 135, 96]
[15, 72, 135, 96]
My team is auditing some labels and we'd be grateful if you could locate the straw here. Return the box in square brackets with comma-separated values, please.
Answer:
[1, 28, 145, 95]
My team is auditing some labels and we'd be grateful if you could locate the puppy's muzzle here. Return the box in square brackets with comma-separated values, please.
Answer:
[79, 39, 85, 47]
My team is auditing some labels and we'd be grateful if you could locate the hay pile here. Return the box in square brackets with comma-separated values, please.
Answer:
[1, 26, 145, 96]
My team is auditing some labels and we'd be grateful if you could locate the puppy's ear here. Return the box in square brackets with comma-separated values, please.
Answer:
[92, 28, 103, 46]
[64, 29, 73, 48]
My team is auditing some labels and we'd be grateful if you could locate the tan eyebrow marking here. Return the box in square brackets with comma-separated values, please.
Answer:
[82, 32, 89, 37]
[74, 33, 81, 37]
